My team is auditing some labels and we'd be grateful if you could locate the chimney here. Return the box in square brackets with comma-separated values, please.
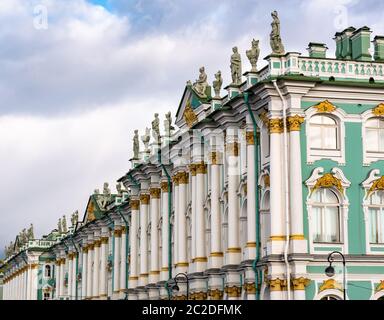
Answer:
[307, 43, 328, 58]
[350, 26, 372, 61]
[373, 35, 384, 62]
[334, 27, 356, 59]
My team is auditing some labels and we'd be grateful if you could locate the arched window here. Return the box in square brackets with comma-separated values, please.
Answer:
[311, 189, 341, 243]
[45, 265, 51, 278]
[365, 118, 384, 153]
[320, 295, 342, 300]
[368, 191, 384, 244]
[260, 191, 270, 257]
[309, 115, 339, 151]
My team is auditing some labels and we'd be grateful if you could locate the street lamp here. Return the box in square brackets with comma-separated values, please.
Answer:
[325, 251, 346, 300]
[166, 273, 190, 300]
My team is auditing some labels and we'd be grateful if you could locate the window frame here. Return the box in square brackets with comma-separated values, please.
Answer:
[362, 115, 384, 165]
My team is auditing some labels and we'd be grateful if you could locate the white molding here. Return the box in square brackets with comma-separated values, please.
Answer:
[305, 107, 346, 165]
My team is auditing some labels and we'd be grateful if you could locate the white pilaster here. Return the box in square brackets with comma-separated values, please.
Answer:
[149, 187, 161, 285]
[129, 200, 140, 289]
[139, 193, 149, 287]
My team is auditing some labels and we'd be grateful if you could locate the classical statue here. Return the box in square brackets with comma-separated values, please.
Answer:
[141, 127, 151, 152]
[19, 229, 27, 245]
[164, 111, 174, 137]
[71, 210, 79, 227]
[133, 129, 139, 160]
[230, 47, 242, 85]
[103, 182, 111, 195]
[193, 66, 208, 98]
[94, 189, 100, 194]
[152, 113, 161, 144]
[116, 182, 123, 196]
[246, 39, 260, 72]
[62, 215, 67, 233]
[212, 70, 223, 98]
[27, 223, 34, 240]
[270, 11, 285, 55]
[58, 218, 62, 233]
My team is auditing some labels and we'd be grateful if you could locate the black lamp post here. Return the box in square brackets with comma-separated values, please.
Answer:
[166, 272, 190, 300]
[325, 251, 346, 300]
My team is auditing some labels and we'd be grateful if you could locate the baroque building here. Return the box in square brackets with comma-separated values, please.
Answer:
[1, 16, 384, 300]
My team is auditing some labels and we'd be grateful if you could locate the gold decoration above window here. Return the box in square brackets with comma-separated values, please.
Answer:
[319, 279, 343, 292]
[375, 280, 384, 292]
[311, 173, 343, 195]
[313, 100, 336, 113]
[368, 176, 384, 196]
[183, 101, 198, 128]
[373, 103, 384, 117]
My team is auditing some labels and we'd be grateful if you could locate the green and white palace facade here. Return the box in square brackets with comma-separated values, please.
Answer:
[1, 23, 384, 301]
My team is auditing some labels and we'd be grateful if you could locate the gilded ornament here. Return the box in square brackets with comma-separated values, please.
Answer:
[113, 229, 122, 237]
[196, 162, 207, 174]
[268, 118, 284, 134]
[194, 257, 208, 262]
[246, 131, 255, 145]
[259, 111, 269, 127]
[372, 103, 384, 117]
[183, 101, 198, 128]
[313, 100, 336, 113]
[368, 176, 384, 196]
[178, 172, 189, 185]
[263, 174, 270, 188]
[140, 194, 150, 205]
[172, 174, 179, 186]
[209, 151, 221, 165]
[225, 286, 242, 297]
[101, 237, 109, 244]
[130, 200, 140, 210]
[226, 142, 239, 156]
[311, 173, 343, 195]
[226, 247, 241, 253]
[244, 282, 256, 294]
[160, 181, 170, 192]
[189, 164, 197, 176]
[291, 277, 311, 290]
[287, 115, 305, 131]
[193, 292, 208, 300]
[149, 188, 161, 199]
[210, 252, 224, 257]
[319, 279, 343, 292]
[269, 278, 287, 291]
[375, 280, 384, 292]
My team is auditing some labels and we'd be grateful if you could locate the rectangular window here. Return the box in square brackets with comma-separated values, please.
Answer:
[369, 208, 384, 244]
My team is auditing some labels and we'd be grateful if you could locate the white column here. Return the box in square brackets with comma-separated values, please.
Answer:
[67, 255, 73, 300]
[149, 187, 161, 284]
[288, 115, 306, 252]
[99, 236, 108, 299]
[129, 200, 140, 289]
[139, 194, 149, 286]
[195, 162, 207, 272]
[160, 181, 170, 281]
[81, 248, 88, 299]
[177, 171, 188, 274]
[31, 264, 38, 300]
[246, 129, 257, 260]
[60, 259, 66, 299]
[226, 128, 241, 264]
[86, 245, 93, 299]
[55, 261, 60, 299]
[173, 176, 179, 273]
[210, 149, 223, 268]
[269, 118, 285, 254]
[120, 228, 127, 295]
[93, 240, 100, 298]
[113, 228, 121, 296]
[71, 253, 77, 300]
[190, 165, 197, 272]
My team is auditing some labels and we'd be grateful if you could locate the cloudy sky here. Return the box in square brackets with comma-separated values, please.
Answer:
[1, 0, 383, 257]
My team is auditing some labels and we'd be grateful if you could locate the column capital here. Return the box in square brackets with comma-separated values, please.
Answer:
[209, 151, 222, 165]
[287, 115, 305, 131]
[269, 118, 284, 134]
[195, 161, 207, 174]
[244, 282, 256, 294]
[268, 278, 287, 291]
[291, 277, 311, 290]
[224, 285, 241, 298]
[130, 199, 140, 210]
[178, 171, 189, 184]
[140, 193, 150, 205]
[149, 187, 161, 199]
[226, 142, 239, 156]
[246, 131, 255, 145]
[160, 181, 171, 192]
[172, 174, 179, 186]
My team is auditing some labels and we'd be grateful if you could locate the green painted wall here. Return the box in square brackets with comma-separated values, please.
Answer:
[347, 281, 372, 300]
[300, 101, 384, 255]
[305, 280, 316, 300]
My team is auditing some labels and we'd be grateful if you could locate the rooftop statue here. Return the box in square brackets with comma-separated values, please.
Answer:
[212, 70, 223, 98]
[133, 129, 140, 160]
[152, 113, 161, 144]
[62, 215, 67, 233]
[270, 10, 285, 55]
[19, 228, 27, 245]
[230, 47, 242, 85]
[58, 218, 62, 234]
[246, 39, 260, 72]
[94, 189, 100, 194]
[116, 182, 123, 196]
[27, 223, 34, 240]
[193, 66, 208, 98]
[103, 182, 111, 196]
[164, 111, 174, 137]
[141, 127, 151, 152]
[99, 182, 112, 209]
[71, 210, 79, 227]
